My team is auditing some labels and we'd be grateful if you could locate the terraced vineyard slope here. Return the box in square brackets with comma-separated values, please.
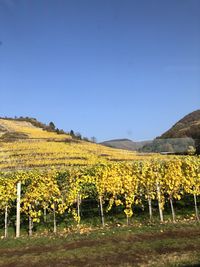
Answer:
[0, 118, 147, 171]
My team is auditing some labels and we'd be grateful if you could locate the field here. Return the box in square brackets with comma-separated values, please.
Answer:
[1, 119, 200, 266]
[0, 118, 153, 171]
[0, 221, 200, 267]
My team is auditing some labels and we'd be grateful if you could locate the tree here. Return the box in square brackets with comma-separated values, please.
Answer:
[75, 132, 82, 140]
[70, 130, 75, 138]
[91, 136, 97, 143]
[187, 146, 196, 155]
[49, 122, 56, 131]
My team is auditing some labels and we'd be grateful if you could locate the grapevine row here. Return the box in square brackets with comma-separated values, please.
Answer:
[0, 156, 200, 237]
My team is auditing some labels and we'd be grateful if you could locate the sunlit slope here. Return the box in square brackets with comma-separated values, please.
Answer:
[0, 119, 154, 171]
[0, 119, 71, 140]
[160, 110, 200, 139]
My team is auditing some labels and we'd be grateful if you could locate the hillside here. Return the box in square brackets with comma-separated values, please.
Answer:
[101, 110, 200, 154]
[100, 139, 152, 151]
[0, 118, 151, 172]
[159, 110, 200, 153]
[140, 110, 200, 154]
[159, 110, 200, 139]
[0, 118, 70, 141]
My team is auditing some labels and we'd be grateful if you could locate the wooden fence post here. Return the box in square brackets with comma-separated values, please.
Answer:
[16, 181, 21, 238]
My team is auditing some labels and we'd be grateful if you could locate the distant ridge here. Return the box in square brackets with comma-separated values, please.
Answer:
[100, 139, 152, 151]
[159, 110, 200, 140]
[101, 110, 200, 154]
[159, 109, 200, 154]
[141, 110, 200, 154]
[1, 109, 199, 155]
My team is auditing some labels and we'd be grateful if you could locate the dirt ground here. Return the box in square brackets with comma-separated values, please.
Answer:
[1, 227, 200, 267]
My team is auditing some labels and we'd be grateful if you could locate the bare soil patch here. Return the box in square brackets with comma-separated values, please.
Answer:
[1, 227, 200, 267]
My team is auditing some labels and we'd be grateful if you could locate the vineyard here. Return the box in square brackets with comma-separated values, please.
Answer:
[0, 156, 200, 238]
[0, 119, 200, 240]
[0, 118, 152, 171]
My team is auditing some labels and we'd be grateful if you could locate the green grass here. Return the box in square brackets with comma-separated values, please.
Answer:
[0, 220, 200, 267]
[0, 204, 200, 266]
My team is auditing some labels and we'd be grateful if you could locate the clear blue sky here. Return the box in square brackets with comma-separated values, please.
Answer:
[0, 0, 199, 142]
